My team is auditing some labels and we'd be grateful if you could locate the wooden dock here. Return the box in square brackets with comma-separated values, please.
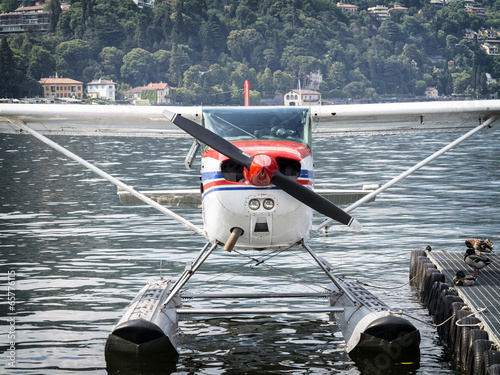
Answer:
[410, 249, 500, 374]
[428, 251, 500, 346]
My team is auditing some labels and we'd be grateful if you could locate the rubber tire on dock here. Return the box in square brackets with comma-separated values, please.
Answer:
[484, 351, 500, 373]
[419, 268, 439, 303]
[437, 297, 462, 342]
[424, 273, 445, 308]
[429, 282, 451, 316]
[409, 250, 427, 281]
[413, 256, 431, 286]
[416, 262, 434, 293]
[448, 310, 470, 349]
[487, 364, 500, 375]
[457, 317, 481, 365]
[463, 329, 489, 369]
[465, 339, 494, 375]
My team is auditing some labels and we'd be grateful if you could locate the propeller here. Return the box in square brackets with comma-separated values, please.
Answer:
[163, 111, 361, 230]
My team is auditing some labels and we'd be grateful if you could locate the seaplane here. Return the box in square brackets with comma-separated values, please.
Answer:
[1, 98, 499, 365]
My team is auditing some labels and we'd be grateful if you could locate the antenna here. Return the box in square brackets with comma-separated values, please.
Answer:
[244, 80, 250, 106]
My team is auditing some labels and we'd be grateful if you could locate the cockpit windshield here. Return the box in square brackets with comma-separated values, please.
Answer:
[202, 107, 311, 148]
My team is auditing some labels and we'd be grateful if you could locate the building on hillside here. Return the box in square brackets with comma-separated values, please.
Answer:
[425, 87, 438, 99]
[126, 86, 143, 101]
[39, 77, 84, 100]
[485, 73, 497, 86]
[0, 3, 70, 37]
[466, 6, 486, 17]
[133, 0, 155, 8]
[284, 89, 321, 106]
[430, 0, 444, 7]
[140, 82, 172, 104]
[0, 5, 50, 36]
[86, 79, 117, 101]
[336, 3, 358, 14]
[477, 27, 500, 39]
[481, 41, 500, 56]
[464, 28, 478, 40]
[306, 71, 323, 90]
[367, 5, 389, 21]
[389, 5, 408, 15]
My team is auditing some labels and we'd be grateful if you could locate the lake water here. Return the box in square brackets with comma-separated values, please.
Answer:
[0, 127, 498, 374]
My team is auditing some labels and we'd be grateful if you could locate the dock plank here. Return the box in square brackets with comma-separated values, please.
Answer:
[428, 251, 500, 346]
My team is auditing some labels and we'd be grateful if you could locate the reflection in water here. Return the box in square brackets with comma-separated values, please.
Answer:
[0, 129, 498, 374]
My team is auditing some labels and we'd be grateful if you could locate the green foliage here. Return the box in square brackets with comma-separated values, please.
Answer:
[0, 38, 42, 98]
[140, 88, 157, 103]
[4, 0, 500, 102]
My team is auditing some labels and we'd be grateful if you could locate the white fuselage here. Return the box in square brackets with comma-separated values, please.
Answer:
[201, 142, 314, 250]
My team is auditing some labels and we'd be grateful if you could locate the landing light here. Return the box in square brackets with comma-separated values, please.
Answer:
[263, 199, 274, 210]
[249, 199, 260, 210]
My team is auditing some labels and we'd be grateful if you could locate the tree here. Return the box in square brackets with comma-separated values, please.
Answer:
[168, 44, 192, 86]
[227, 28, 264, 67]
[258, 67, 274, 97]
[200, 13, 227, 63]
[29, 46, 55, 80]
[343, 81, 367, 99]
[452, 71, 471, 94]
[0, 38, 42, 98]
[414, 80, 427, 96]
[120, 48, 154, 85]
[273, 70, 294, 93]
[55, 39, 94, 78]
[99, 47, 124, 80]
[47, 0, 61, 33]
[328, 62, 347, 90]
[0, 38, 16, 97]
[1, 0, 19, 13]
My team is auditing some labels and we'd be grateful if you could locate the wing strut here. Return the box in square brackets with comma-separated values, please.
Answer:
[10, 120, 205, 237]
[313, 115, 499, 233]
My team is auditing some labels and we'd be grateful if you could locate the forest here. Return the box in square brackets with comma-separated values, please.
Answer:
[1, 0, 500, 104]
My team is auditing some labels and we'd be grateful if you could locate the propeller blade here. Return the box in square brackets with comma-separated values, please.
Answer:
[271, 171, 362, 230]
[164, 110, 361, 230]
[164, 110, 253, 169]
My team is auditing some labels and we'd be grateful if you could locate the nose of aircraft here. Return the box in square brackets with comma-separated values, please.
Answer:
[244, 154, 278, 186]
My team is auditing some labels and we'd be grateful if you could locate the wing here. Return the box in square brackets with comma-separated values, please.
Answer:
[1, 100, 500, 137]
[0, 104, 201, 137]
[310, 100, 500, 136]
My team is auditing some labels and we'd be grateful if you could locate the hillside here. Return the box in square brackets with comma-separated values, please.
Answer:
[1, 0, 500, 103]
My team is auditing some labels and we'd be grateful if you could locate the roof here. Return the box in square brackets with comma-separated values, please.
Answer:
[142, 82, 169, 90]
[127, 86, 144, 93]
[337, 3, 358, 8]
[87, 79, 116, 85]
[13, 5, 45, 12]
[39, 78, 83, 85]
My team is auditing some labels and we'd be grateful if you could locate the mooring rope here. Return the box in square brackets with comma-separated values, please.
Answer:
[358, 270, 422, 290]
[390, 306, 487, 328]
[455, 307, 488, 327]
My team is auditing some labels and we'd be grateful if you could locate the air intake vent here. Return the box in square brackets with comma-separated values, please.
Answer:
[254, 222, 269, 232]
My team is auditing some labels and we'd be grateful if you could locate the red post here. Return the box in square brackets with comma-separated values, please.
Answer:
[244, 80, 250, 106]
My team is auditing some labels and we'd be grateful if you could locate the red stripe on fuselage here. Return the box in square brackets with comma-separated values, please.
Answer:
[203, 141, 312, 162]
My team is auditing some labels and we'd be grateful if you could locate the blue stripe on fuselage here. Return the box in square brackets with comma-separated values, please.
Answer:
[202, 170, 313, 182]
